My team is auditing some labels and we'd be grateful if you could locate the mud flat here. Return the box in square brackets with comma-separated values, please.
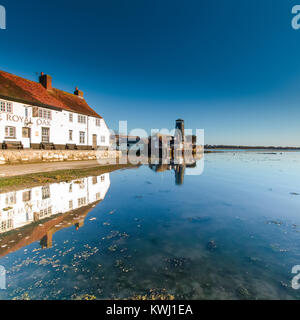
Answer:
[0, 163, 137, 192]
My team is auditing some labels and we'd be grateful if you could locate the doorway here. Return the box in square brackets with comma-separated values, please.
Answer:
[22, 127, 31, 148]
[92, 134, 97, 150]
[42, 127, 50, 143]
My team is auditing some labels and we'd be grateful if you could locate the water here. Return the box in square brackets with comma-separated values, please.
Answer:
[0, 151, 300, 300]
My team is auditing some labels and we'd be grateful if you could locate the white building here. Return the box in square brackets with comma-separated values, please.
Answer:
[0, 173, 110, 255]
[0, 70, 110, 150]
[0, 173, 110, 234]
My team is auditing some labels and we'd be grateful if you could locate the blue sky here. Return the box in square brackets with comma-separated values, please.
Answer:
[0, 0, 300, 146]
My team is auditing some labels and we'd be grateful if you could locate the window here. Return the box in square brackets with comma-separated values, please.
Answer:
[79, 131, 85, 144]
[5, 126, 16, 139]
[101, 175, 105, 182]
[69, 183, 73, 193]
[42, 186, 50, 200]
[38, 108, 52, 120]
[22, 191, 31, 202]
[5, 192, 16, 206]
[69, 113, 73, 122]
[0, 220, 13, 232]
[7, 103, 13, 113]
[0, 100, 13, 113]
[25, 107, 29, 118]
[42, 127, 50, 143]
[96, 119, 101, 127]
[39, 207, 52, 219]
[79, 180, 85, 189]
[92, 176, 98, 184]
[78, 115, 86, 124]
[69, 200, 73, 210]
[101, 136, 106, 143]
[78, 197, 87, 207]
[69, 130, 73, 141]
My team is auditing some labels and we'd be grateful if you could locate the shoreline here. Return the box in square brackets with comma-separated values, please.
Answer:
[0, 163, 137, 193]
[0, 149, 297, 192]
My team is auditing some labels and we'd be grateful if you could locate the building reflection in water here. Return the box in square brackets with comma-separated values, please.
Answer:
[0, 174, 110, 256]
[149, 154, 201, 185]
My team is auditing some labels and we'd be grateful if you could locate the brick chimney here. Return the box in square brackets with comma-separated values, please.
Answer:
[39, 72, 52, 90]
[74, 86, 84, 98]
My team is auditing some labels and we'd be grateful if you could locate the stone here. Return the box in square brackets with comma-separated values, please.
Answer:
[206, 240, 217, 251]
[0, 150, 121, 165]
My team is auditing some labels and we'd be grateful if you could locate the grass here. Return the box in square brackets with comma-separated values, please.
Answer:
[0, 163, 138, 193]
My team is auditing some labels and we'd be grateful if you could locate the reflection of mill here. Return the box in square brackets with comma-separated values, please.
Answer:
[149, 157, 198, 185]
[0, 174, 111, 258]
[174, 165, 185, 185]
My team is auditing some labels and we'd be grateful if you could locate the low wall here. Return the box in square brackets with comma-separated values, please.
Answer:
[0, 150, 121, 165]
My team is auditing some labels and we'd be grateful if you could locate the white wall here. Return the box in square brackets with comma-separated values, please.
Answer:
[0, 99, 111, 148]
[0, 173, 111, 234]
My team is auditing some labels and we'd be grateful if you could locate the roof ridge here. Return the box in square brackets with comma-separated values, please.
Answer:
[0, 70, 42, 86]
[0, 69, 103, 119]
[0, 70, 75, 96]
[53, 87, 82, 98]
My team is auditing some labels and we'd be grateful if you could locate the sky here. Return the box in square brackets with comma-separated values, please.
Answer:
[0, 0, 300, 146]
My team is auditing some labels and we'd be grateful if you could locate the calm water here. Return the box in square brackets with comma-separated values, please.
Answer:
[1, 152, 300, 300]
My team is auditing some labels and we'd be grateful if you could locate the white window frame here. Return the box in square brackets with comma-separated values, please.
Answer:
[78, 115, 86, 124]
[96, 119, 101, 127]
[79, 131, 85, 144]
[5, 192, 16, 206]
[101, 136, 106, 143]
[5, 126, 16, 139]
[78, 197, 87, 207]
[69, 130, 73, 141]
[41, 127, 50, 143]
[42, 186, 50, 200]
[25, 106, 29, 118]
[69, 113, 73, 122]
[38, 108, 52, 120]
[0, 100, 13, 113]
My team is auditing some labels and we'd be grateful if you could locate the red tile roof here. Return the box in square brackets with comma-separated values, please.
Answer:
[0, 70, 102, 118]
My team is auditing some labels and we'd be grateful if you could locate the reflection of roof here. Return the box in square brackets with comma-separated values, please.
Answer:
[0, 70, 102, 118]
[0, 201, 101, 258]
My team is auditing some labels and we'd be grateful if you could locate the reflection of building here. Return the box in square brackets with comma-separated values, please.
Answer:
[175, 165, 185, 185]
[111, 135, 141, 153]
[0, 174, 110, 256]
[149, 163, 185, 185]
[149, 154, 200, 185]
[175, 119, 185, 142]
